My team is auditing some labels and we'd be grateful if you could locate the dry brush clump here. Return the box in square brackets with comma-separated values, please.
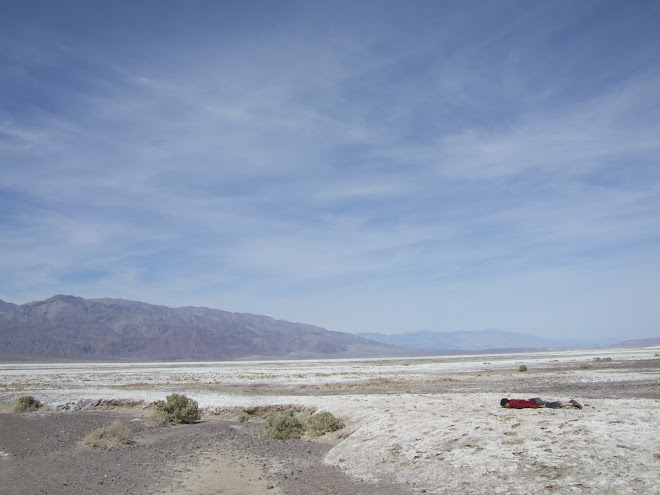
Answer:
[152, 393, 200, 424]
[11, 396, 42, 413]
[83, 420, 132, 450]
[305, 411, 345, 437]
[258, 409, 304, 439]
[258, 409, 344, 440]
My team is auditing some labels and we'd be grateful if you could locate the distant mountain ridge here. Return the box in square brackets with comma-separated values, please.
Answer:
[0, 300, 17, 312]
[0, 295, 397, 361]
[1, 296, 652, 361]
[357, 329, 613, 351]
[611, 338, 660, 348]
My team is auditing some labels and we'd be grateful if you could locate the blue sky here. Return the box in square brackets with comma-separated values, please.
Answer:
[1, 1, 659, 340]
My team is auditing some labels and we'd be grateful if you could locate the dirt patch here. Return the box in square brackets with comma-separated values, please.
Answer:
[0, 411, 410, 495]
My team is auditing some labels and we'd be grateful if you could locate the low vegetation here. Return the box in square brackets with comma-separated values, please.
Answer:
[11, 396, 42, 413]
[153, 393, 200, 424]
[83, 420, 132, 449]
[258, 409, 344, 440]
[258, 409, 304, 439]
[518, 365, 528, 372]
[306, 411, 345, 437]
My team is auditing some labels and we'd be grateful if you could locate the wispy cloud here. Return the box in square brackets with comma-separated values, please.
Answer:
[1, 1, 659, 339]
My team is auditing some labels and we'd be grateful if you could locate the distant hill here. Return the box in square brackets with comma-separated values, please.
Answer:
[0, 295, 400, 361]
[356, 329, 611, 351]
[611, 338, 660, 348]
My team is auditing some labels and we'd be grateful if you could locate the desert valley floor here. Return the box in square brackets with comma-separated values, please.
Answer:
[1, 347, 659, 494]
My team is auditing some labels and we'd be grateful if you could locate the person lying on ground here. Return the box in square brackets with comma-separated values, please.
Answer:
[500, 398, 582, 409]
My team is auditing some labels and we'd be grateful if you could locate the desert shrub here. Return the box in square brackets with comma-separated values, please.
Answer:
[579, 364, 591, 370]
[153, 393, 200, 424]
[83, 420, 132, 449]
[655, 353, 659, 357]
[258, 409, 303, 440]
[306, 411, 344, 437]
[593, 357, 612, 362]
[238, 413, 250, 423]
[12, 396, 42, 413]
[518, 365, 528, 372]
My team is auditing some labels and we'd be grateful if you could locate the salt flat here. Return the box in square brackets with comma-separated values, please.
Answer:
[1, 346, 659, 494]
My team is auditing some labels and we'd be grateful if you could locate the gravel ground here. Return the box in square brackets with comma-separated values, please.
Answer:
[0, 411, 410, 495]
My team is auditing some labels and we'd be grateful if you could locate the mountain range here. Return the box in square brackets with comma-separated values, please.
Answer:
[1, 295, 653, 362]
[0, 295, 398, 361]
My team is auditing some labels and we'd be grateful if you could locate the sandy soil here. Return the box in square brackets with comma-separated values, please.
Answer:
[0, 411, 407, 495]
[1, 347, 659, 494]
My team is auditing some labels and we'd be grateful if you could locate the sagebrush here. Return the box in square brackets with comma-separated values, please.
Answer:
[258, 409, 304, 439]
[83, 420, 132, 449]
[12, 395, 42, 413]
[306, 411, 345, 436]
[153, 393, 200, 424]
[258, 409, 345, 440]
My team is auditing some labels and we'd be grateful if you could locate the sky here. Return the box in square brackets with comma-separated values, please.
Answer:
[1, 1, 659, 341]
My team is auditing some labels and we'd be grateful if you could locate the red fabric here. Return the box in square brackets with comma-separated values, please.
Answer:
[508, 398, 540, 409]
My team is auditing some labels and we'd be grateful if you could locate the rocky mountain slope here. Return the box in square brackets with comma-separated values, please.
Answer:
[0, 300, 17, 312]
[0, 295, 396, 361]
